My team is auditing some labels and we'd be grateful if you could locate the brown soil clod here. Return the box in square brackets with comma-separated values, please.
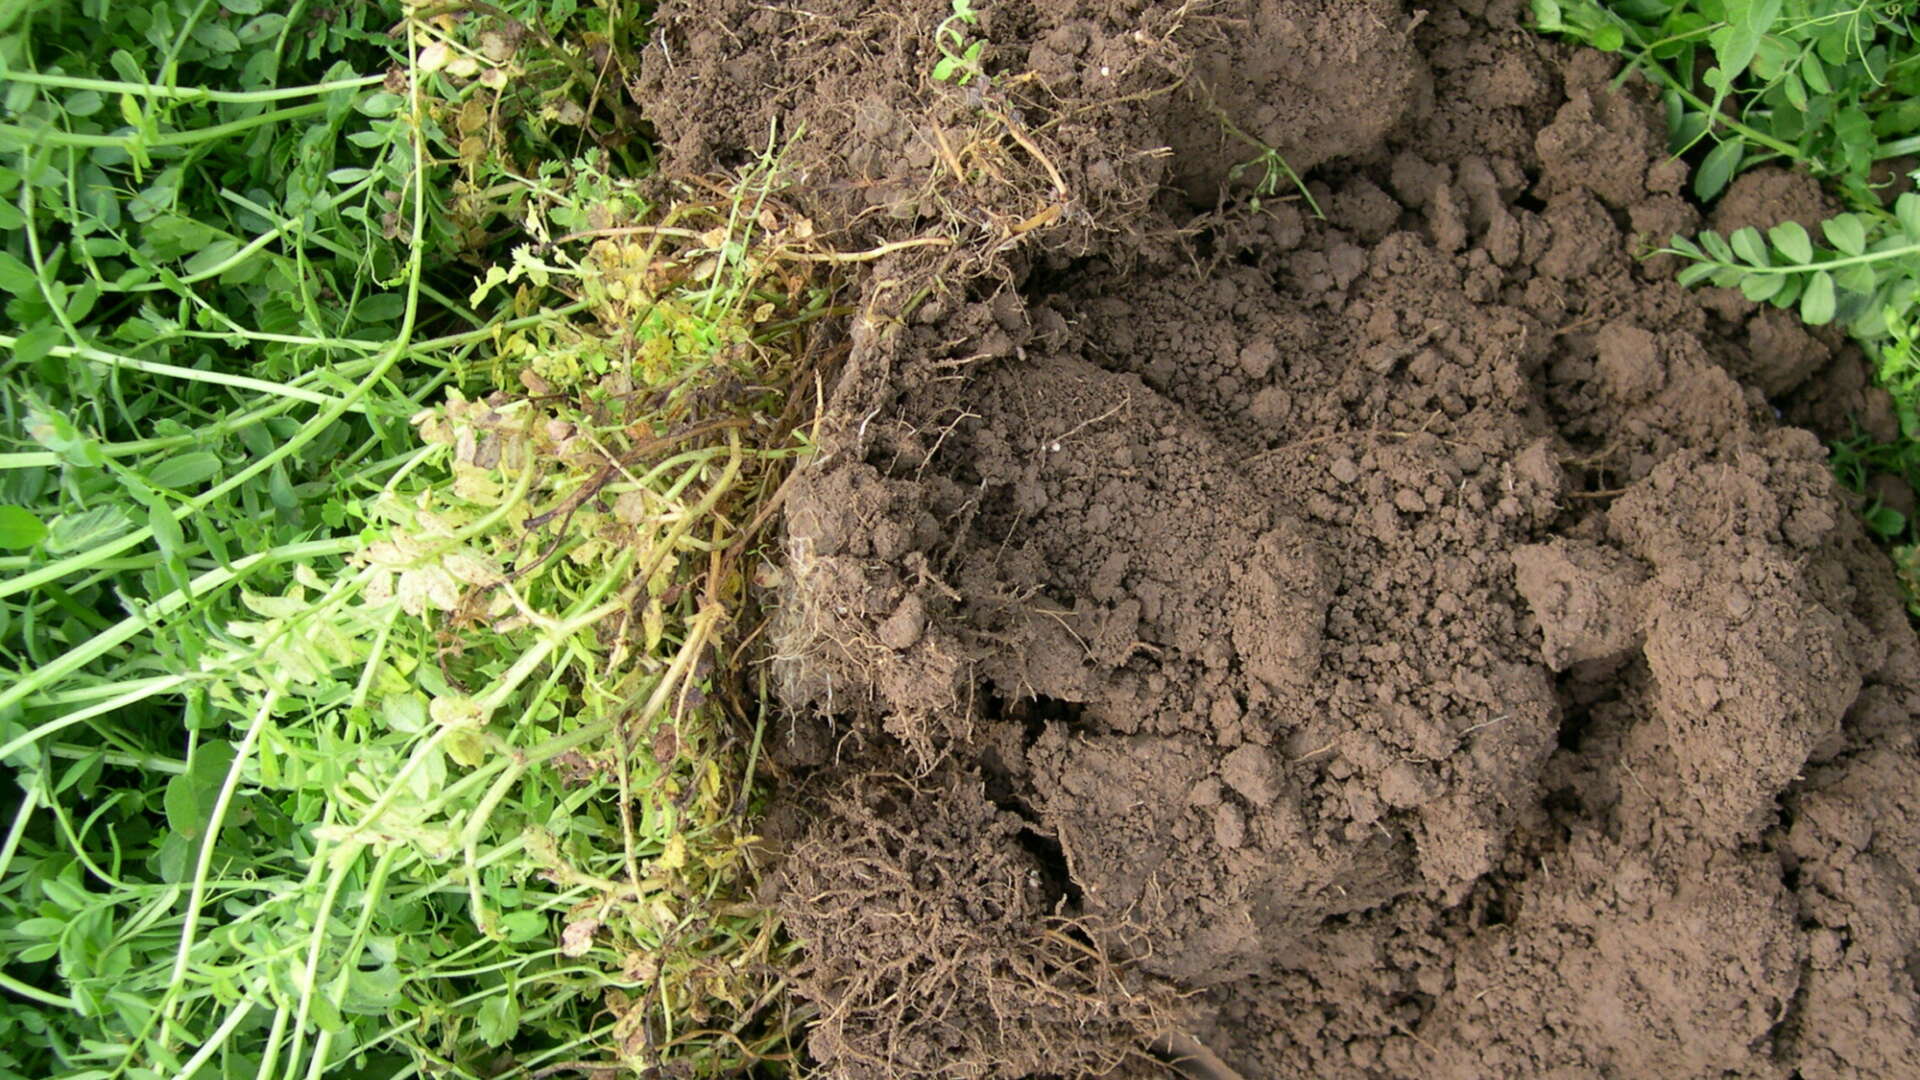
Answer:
[633, 0, 1920, 1077]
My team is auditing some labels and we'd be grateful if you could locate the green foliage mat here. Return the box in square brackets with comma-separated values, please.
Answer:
[0, 3, 809, 1077]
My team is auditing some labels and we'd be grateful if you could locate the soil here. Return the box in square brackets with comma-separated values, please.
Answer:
[632, 1, 1920, 1076]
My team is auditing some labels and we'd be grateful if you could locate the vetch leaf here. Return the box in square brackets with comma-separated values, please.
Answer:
[0, 506, 47, 549]
[1731, 227, 1769, 266]
[191, 23, 241, 53]
[1823, 214, 1867, 256]
[476, 994, 519, 1047]
[1801, 270, 1837, 325]
[357, 92, 405, 118]
[1802, 53, 1829, 94]
[183, 239, 241, 278]
[11, 322, 59, 368]
[1780, 70, 1806, 111]
[1740, 273, 1785, 302]
[499, 911, 545, 942]
[1768, 221, 1812, 264]
[1709, 0, 1783, 83]
[27, 405, 107, 468]
[47, 505, 135, 552]
[0, 250, 38, 294]
[1695, 139, 1744, 201]
[1866, 504, 1906, 537]
[1836, 264, 1878, 296]
[163, 741, 237, 842]
[1700, 230, 1735, 263]
[236, 14, 288, 44]
[1897, 193, 1920, 241]
[1676, 261, 1720, 287]
[149, 452, 223, 489]
[308, 994, 346, 1033]
[65, 90, 105, 117]
[41, 875, 88, 912]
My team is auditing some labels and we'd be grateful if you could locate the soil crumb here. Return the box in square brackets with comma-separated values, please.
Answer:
[633, 0, 1920, 1076]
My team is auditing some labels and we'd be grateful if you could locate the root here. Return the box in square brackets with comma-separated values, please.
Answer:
[778, 767, 1176, 1080]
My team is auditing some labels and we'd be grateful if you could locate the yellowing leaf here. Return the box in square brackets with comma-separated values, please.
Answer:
[446, 728, 487, 768]
[643, 598, 666, 652]
[442, 549, 506, 586]
[430, 694, 487, 728]
[396, 564, 460, 613]
[657, 833, 687, 871]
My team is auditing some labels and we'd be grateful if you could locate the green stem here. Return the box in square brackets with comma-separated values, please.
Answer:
[166, 996, 256, 1080]
[100, 176, 378, 295]
[1678, 239, 1920, 275]
[0, 336, 364, 409]
[162, 688, 280, 1009]
[0, 674, 197, 764]
[0, 70, 384, 104]
[0, 102, 329, 151]
[1878, 135, 1920, 160]
[0, 969, 75, 1010]
[278, 839, 357, 1080]
[0, 537, 356, 725]
[0, 785, 38, 885]
[300, 847, 398, 1080]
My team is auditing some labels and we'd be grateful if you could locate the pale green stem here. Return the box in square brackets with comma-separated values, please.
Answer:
[0, 69, 385, 103]
[166, 996, 256, 1080]
[0, 674, 197, 763]
[300, 847, 399, 1080]
[0, 537, 356, 723]
[0, 784, 37, 885]
[0, 969, 75, 1009]
[1676, 238, 1920, 276]
[279, 839, 356, 1080]
[0, 102, 328, 150]
[0, 336, 362, 409]
[46, 744, 189, 774]
[249, 1005, 294, 1080]
[160, 687, 281, 1035]
[18, 675, 189, 708]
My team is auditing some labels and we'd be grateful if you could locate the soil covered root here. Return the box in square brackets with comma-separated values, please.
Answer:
[775, 765, 1175, 1080]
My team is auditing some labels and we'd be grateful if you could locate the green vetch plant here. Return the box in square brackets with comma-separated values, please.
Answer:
[1661, 195, 1920, 335]
[1227, 141, 1325, 219]
[932, 0, 990, 85]
[0, 2, 826, 1078]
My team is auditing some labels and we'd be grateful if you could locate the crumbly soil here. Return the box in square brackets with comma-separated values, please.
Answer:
[634, 1, 1920, 1076]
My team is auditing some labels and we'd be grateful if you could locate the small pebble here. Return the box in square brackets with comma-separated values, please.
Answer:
[1724, 587, 1753, 619]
